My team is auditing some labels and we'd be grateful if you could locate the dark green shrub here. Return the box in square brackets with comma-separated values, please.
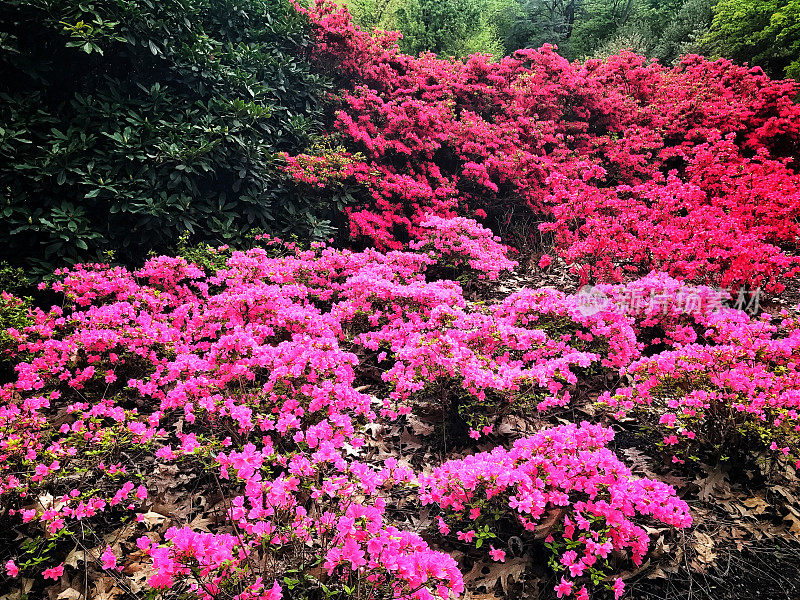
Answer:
[0, 0, 331, 274]
[0, 291, 31, 382]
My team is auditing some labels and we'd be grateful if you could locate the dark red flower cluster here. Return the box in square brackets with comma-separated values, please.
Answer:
[288, 1, 800, 291]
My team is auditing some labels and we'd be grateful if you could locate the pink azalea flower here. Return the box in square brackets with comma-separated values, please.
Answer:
[42, 564, 64, 580]
[555, 577, 573, 598]
[100, 546, 118, 570]
[5, 560, 19, 578]
[489, 546, 506, 562]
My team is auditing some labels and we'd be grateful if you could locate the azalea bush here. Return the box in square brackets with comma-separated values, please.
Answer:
[409, 214, 517, 283]
[419, 422, 692, 599]
[285, 1, 800, 293]
[593, 272, 739, 350]
[354, 283, 637, 432]
[141, 457, 463, 600]
[0, 230, 651, 598]
[600, 310, 800, 468]
[0, 245, 468, 599]
[4, 221, 800, 599]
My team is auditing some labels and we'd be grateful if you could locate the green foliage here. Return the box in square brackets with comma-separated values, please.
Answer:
[343, 0, 796, 74]
[706, 0, 800, 78]
[567, 0, 636, 58]
[0, 262, 35, 297]
[649, 0, 715, 64]
[504, 0, 583, 55]
[340, 0, 403, 30]
[0, 0, 331, 276]
[174, 233, 233, 275]
[396, 0, 490, 56]
[0, 292, 32, 373]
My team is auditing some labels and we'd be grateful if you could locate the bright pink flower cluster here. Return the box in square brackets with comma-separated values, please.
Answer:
[354, 284, 637, 426]
[0, 246, 473, 598]
[409, 215, 517, 281]
[594, 272, 737, 349]
[289, 1, 800, 292]
[140, 457, 462, 600]
[419, 422, 692, 598]
[8, 226, 800, 598]
[601, 309, 800, 466]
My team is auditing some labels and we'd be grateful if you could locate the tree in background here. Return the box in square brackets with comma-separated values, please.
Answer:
[706, 0, 800, 79]
[395, 0, 496, 56]
[590, 0, 715, 62]
[650, 0, 715, 64]
[505, 0, 582, 55]
[495, 0, 681, 60]
[340, 0, 403, 30]
[341, 0, 520, 57]
[567, 0, 636, 58]
[0, 0, 330, 275]
[337, 0, 800, 78]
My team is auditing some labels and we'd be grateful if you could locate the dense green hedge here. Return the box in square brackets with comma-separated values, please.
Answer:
[0, 0, 331, 273]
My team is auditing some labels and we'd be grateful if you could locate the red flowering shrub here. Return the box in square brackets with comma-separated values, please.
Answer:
[286, 1, 800, 292]
[419, 422, 692, 599]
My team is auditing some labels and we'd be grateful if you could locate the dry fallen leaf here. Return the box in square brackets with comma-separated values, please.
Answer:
[783, 512, 800, 535]
[407, 415, 435, 436]
[695, 468, 729, 502]
[140, 510, 168, 529]
[622, 448, 654, 477]
[463, 556, 529, 595]
[63, 546, 87, 569]
[693, 531, 717, 564]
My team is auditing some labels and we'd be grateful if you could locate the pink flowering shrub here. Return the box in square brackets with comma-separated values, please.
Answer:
[0, 241, 648, 596]
[355, 285, 637, 431]
[409, 215, 517, 282]
[285, 1, 800, 293]
[141, 458, 463, 600]
[593, 273, 737, 350]
[492, 288, 638, 370]
[0, 248, 470, 598]
[419, 423, 692, 599]
[600, 312, 800, 467]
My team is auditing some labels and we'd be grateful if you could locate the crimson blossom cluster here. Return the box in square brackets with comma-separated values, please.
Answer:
[287, 0, 800, 293]
[0, 217, 699, 600]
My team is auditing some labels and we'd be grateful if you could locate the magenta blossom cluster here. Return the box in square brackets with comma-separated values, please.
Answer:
[0, 233, 638, 598]
[419, 422, 692, 599]
[0, 246, 476, 598]
[140, 456, 462, 600]
[409, 214, 517, 281]
[354, 285, 638, 429]
[600, 309, 800, 466]
[594, 272, 736, 349]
